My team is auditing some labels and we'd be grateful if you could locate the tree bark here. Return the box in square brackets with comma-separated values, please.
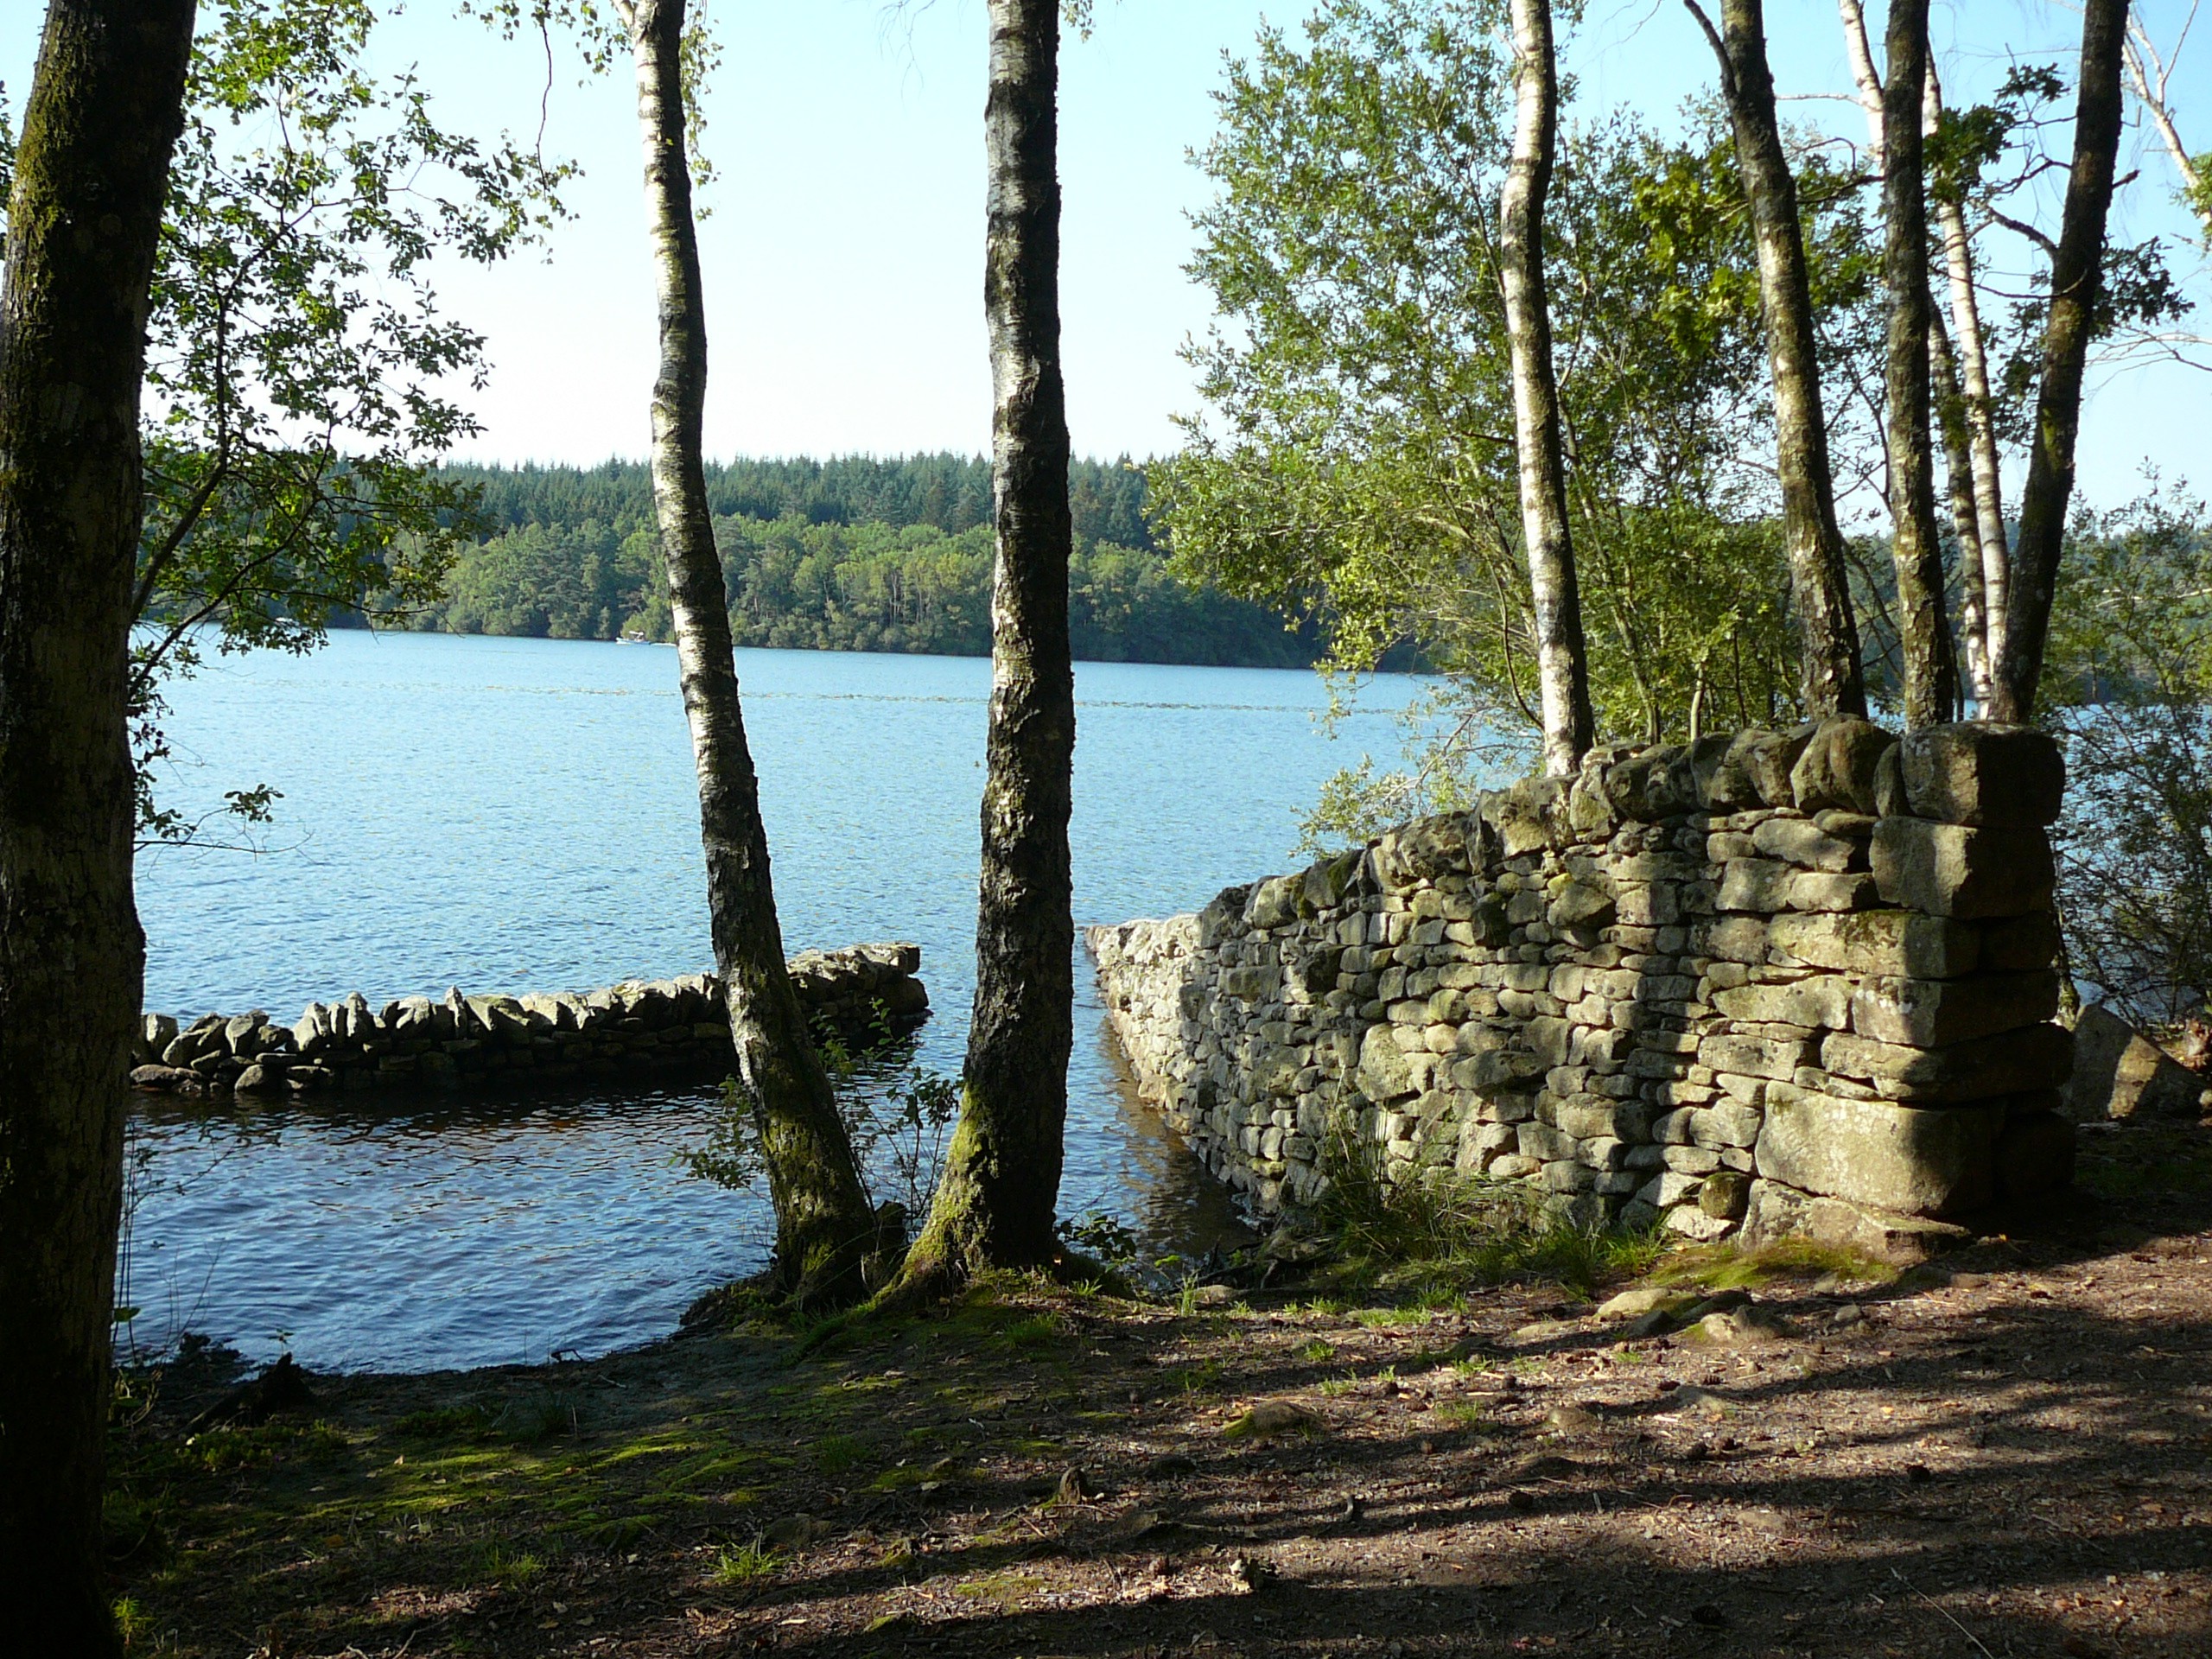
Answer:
[1879, 0, 1958, 728]
[0, 3, 193, 1649]
[1991, 0, 2128, 724]
[1500, 0, 1593, 775]
[618, 0, 874, 1306]
[1929, 311, 1993, 706]
[1688, 0, 1866, 720]
[893, 0, 1075, 1297]
[1926, 63, 2012, 693]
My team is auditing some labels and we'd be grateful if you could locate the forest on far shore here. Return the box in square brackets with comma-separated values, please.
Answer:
[404, 454, 1319, 668]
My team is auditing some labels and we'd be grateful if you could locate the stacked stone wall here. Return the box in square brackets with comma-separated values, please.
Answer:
[126, 943, 927, 1101]
[1089, 720, 2075, 1262]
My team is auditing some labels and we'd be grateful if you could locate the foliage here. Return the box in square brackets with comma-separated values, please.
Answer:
[447, 454, 1157, 549]
[2041, 480, 2212, 1028]
[127, 0, 570, 845]
[412, 474, 1313, 665]
[1312, 1115, 1660, 1295]
[683, 1014, 961, 1227]
[1153, 1, 1852, 833]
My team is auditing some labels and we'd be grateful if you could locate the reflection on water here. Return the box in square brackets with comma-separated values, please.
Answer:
[125, 634, 1428, 1373]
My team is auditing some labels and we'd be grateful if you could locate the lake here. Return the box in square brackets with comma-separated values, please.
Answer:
[126, 631, 1433, 1372]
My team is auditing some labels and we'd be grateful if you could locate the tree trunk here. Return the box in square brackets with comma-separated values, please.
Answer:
[1991, 0, 2127, 724]
[1879, 0, 1958, 728]
[1929, 311, 1993, 707]
[1500, 0, 1594, 775]
[1927, 64, 2012, 691]
[619, 0, 874, 1306]
[1688, 0, 1866, 720]
[893, 0, 1075, 1297]
[0, 3, 193, 1649]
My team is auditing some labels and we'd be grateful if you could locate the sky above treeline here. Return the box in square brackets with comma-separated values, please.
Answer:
[4, 1, 2210, 509]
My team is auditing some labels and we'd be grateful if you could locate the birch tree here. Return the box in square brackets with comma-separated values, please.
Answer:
[1685, 0, 1867, 719]
[1501, 0, 1592, 776]
[0, 3, 195, 1648]
[611, 0, 877, 1305]
[893, 0, 1078, 1297]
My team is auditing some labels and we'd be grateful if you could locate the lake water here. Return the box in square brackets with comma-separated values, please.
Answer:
[125, 631, 1432, 1372]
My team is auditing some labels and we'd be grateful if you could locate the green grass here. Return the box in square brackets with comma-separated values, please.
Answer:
[1000, 1314, 1066, 1352]
[1306, 1125, 1665, 1295]
[712, 1542, 778, 1585]
[1434, 1400, 1488, 1430]
[814, 1433, 866, 1476]
[1295, 1338, 1337, 1363]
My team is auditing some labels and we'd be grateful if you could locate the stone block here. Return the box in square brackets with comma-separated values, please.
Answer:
[1719, 858, 1796, 912]
[1981, 910, 2062, 974]
[1698, 1030, 1815, 1082]
[2063, 1002, 2207, 1121]
[1690, 1102, 1764, 1149]
[1700, 1169, 1751, 1219]
[1871, 817, 2055, 920]
[1770, 909, 1980, 979]
[1698, 915, 1772, 963]
[1899, 723, 2065, 828]
[1754, 1090, 2005, 1216]
[1820, 1022, 2072, 1103]
[1849, 971, 2060, 1048]
[1519, 1122, 1579, 1162]
[1791, 715, 1897, 815]
[1357, 1025, 1419, 1103]
[1740, 1179, 1974, 1264]
[1788, 872, 1879, 912]
[1995, 1108, 2075, 1201]
[1752, 817, 1860, 873]
[1737, 725, 1817, 808]
[1548, 876, 1616, 930]
[1713, 976, 1853, 1031]
[1541, 1158, 1597, 1192]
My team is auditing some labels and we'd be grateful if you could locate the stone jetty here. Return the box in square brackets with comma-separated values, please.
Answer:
[128, 943, 926, 1100]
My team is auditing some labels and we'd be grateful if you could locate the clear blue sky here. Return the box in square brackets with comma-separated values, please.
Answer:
[5, 1, 2209, 506]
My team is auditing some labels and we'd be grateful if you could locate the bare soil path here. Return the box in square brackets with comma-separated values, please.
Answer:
[112, 1122, 2212, 1658]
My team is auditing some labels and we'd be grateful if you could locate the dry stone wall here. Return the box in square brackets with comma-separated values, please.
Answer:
[1089, 719, 2075, 1262]
[126, 944, 927, 1101]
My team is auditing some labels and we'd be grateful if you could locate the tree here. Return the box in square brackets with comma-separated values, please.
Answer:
[892, 0, 1078, 1297]
[1993, 0, 2131, 724]
[0, 4, 195, 1649]
[1876, 0, 1957, 728]
[130, 0, 570, 846]
[1500, 0, 1592, 776]
[613, 0, 878, 1304]
[1685, 0, 1866, 720]
[1155, 3, 1832, 833]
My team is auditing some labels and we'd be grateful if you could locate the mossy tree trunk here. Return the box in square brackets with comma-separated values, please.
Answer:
[1501, 0, 1594, 776]
[893, 0, 1076, 1299]
[0, 2, 194, 1648]
[1990, 0, 2127, 724]
[1878, 0, 1959, 728]
[1688, 0, 1866, 721]
[616, 0, 874, 1305]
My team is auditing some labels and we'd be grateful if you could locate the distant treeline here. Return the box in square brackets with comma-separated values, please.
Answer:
[409, 455, 1313, 667]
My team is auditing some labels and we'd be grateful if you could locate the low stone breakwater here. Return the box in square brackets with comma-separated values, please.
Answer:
[127, 944, 927, 1100]
[1089, 719, 2075, 1263]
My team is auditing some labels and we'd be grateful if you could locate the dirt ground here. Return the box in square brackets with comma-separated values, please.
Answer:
[108, 1119, 2212, 1659]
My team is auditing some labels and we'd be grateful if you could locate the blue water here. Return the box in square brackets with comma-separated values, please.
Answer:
[124, 632, 1429, 1371]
